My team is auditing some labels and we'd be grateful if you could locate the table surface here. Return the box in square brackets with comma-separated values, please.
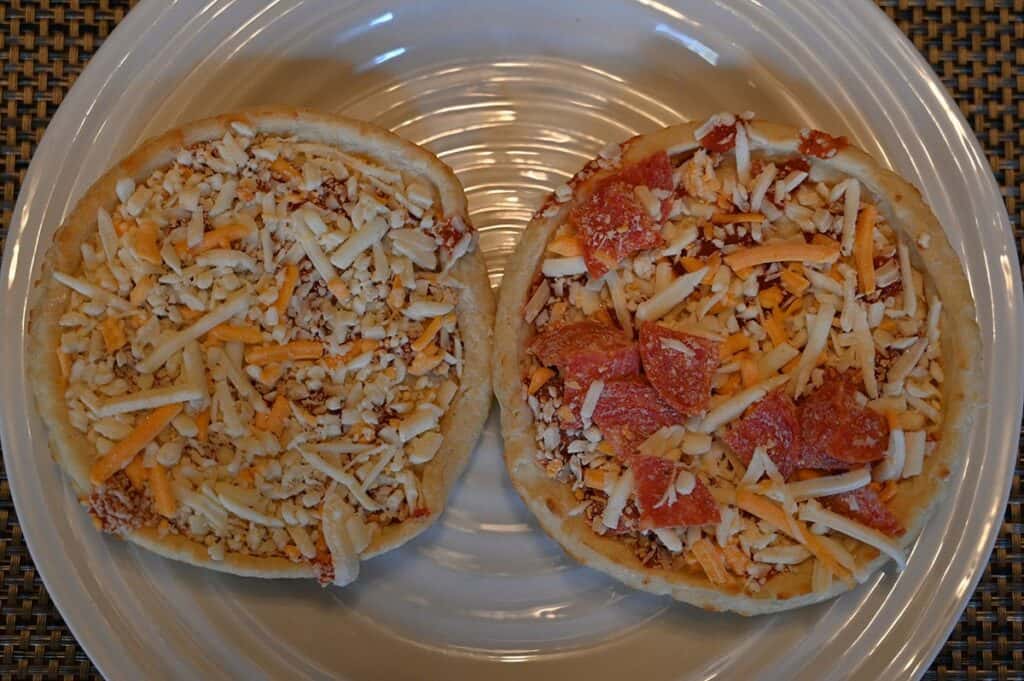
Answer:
[0, 1, 1021, 679]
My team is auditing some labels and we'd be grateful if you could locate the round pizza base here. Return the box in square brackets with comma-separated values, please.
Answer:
[29, 107, 495, 579]
[494, 120, 982, 614]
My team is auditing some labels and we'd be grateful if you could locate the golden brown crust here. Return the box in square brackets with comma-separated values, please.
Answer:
[29, 107, 494, 579]
[493, 120, 981, 615]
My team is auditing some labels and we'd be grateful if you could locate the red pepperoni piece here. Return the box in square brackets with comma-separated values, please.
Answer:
[799, 370, 889, 464]
[592, 377, 680, 458]
[531, 321, 640, 424]
[723, 390, 802, 479]
[777, 156, 810, 176]
[615, 150, 674, 192]
[570, 152, 673, 279]
[638, 322, 720, 416]
[632, 455, 720, 529]
[798, 129, 849, 159]
[823, 486, 904, 537]
[699, 123, 737, 153]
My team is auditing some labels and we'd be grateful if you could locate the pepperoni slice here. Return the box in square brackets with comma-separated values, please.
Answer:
[777, 156, 810, 177]
[530, 320, 640, 424]
[615, 151, 674, 193]
[570, 152, 672, 279]
[723, 390, 802, 478]
[699, 123, 737, 153]
[798, 129, 849, 159]
[592, 377, 680, 458]
[823, 486, 904, 537]
[799, 370, 889, 464]
[632, 455, 720, 529]
[638, 322, 720, 416]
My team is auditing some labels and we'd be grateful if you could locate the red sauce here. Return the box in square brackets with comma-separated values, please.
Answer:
[798, 129, 849, 159]
[699, 124, 737, 153]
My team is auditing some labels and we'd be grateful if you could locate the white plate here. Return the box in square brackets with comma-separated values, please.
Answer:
[3, 1, 1020, 679]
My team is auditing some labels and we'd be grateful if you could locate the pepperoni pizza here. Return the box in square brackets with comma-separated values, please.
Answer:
[494, 113, 980, 614]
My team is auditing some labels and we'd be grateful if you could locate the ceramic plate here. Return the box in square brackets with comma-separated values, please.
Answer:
[3, 1, 1020, 679]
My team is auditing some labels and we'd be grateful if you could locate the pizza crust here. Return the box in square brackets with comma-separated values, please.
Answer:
[28, 107, 494, 579]
[494, 120, 981, 614]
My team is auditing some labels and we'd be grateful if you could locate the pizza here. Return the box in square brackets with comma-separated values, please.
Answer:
[494, 113, 980, 614]
[28, 108, 494, 585]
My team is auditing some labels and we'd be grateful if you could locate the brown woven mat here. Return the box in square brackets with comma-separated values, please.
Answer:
[0, 0, 1021, 679]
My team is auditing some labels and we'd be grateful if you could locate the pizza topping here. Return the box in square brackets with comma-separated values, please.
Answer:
[55, 126, 470, 576]
[632, 455, 720, 529]
[592, 377, 680, 458]
[821, 486, 903, 537]
[724, 390, 801, 478]
[570, 152, 673, 278]
[638, 322, 719, 415]
[522, 112, 943, 587]
[798, 129, 849, 159]
[800, 370, 890, 464]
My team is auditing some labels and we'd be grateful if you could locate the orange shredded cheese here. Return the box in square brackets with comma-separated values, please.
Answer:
[113, 218, 133, 236]
[150, 464, 176, 517]
[271, 158, 300, 181]
[692, 538, 730, 584]
[254, 395, 290, 436]
[701, 252, 722, 285]
[528, 366, 555, 395]
[207, 323, 263, 344]
[724, 239, 840, 271]
[89, 404, 182, 485]
[779, 266, 810, 295]
[680, 256, 704, 273]
[99, 317, 127, 352]
[735, 489, 850, 579]
[758, 286, 784, 309]
[134, 222, 162, 264]
[258, 363, 284, 385]
[412, 316, 445, 352]
[327, 278, 350, 301]
[711, 212, 766, 225]
[129, 276, 155, 306]
[763, 314, 788, 347]
[194, 222, 255, 253]
[740, 358, 759, 387]
[245, 341, 324, 365]
[196, 409, 210, 443]
[854, 204, 878, 294]
[720, 332, 750, 358]
[274, 264, 300, 316]
[179, 307, 203, 322]
[124, 455, 148, 489]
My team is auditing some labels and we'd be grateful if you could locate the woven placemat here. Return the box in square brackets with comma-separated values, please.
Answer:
[0, 1, 1021, 679]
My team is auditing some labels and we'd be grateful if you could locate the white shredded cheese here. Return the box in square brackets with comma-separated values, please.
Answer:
[902, 430, 927, 478]
[602, 468, 634, 529]
[653, 528, 683, 552]
[580, 379, 605, 424]
[873, 428, 906, 482]
[96, 383, 204, 417]
[793, 302, 836, 398]
[298, 446, 382, 511]
[786, 468, 871, 499]
[541, 256, 588, 278]
[851, 305, 878, 399]
[605, 270, 633, 338]
[321, 489, 361, 586]
[138, 290, 251, 373]
[840, 179, 860, 256]
[700, 374, 790, 433]
[636, 267, 707, 322]
[799, 499, 907, 569]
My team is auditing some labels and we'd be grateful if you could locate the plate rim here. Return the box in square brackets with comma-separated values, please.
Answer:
[1, 1, 1020, 679]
